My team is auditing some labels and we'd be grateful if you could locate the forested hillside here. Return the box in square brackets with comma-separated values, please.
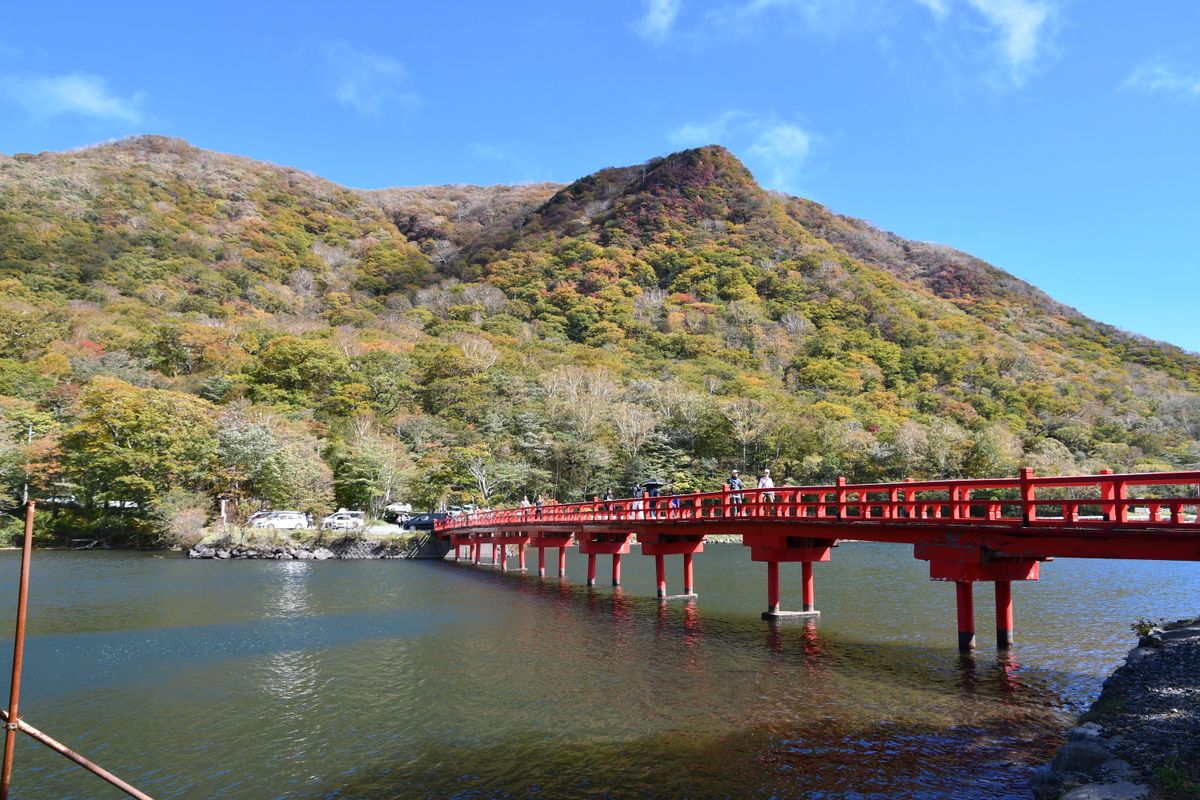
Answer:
[2, 136, 1198, 543]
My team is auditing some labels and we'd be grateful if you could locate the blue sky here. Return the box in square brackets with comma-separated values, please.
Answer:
[2, 1, 1198, 351]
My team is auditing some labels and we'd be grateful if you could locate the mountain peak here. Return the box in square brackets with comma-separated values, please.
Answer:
[527, 144, 769, 241]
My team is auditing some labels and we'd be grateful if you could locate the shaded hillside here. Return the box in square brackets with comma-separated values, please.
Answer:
[1, 137, 1197, 543]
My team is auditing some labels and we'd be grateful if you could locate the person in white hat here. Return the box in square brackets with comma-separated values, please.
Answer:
[758, 468, 776, 513]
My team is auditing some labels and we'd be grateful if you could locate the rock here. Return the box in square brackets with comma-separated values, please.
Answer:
[1060, 781, 1148, 800]
[294, 549, 313, 560]
[1069, 722, 1105, 741]
[188, 544, 216, 558]
[1030, 766, 1066, 800]
[1052, 740, 1115, 774]
[1125, 647, 1158, 665]
[1158, 625, 1200, 641]
[1137, 635, 1164, 649]
[313, 548, 334, 560]
[216, 549, 230, 559]
[1097, 758, 1136, 781]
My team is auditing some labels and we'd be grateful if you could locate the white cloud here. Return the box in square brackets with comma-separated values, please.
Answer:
[1122, 59, 1200, 99]
[323, 42, 419, 117]
[668, 110, 750, 146]
[964, 0, 1054, 83]
[747, 123, 812, 188]
[668, 111, 813, 191]
[641, 0, 1058, 87]
[0, 71, 145, 123]
[912, 0, 949, 16]
[634, 0, 683, 43]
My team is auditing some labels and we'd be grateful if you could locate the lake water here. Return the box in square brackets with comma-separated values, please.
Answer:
[0, 543, 1196, 799]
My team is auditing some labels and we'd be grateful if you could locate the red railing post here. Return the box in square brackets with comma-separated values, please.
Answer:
[835, 476, 847, 518]
[1020, 467, 1036, 524]
[1099, 468, 1115, 521]
[1115, 477, 1128, 523]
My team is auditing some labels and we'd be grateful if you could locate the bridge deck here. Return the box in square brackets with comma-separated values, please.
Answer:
[434, 469, 1200, 650]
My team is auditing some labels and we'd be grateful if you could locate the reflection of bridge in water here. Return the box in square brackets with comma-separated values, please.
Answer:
[436, 468, 1200, 651]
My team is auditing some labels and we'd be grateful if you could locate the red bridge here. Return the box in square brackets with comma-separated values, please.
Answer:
[434, 469, 1200, 651]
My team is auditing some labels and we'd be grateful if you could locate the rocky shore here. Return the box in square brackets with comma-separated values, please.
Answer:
[187, 538, 408, 560]
[1031, 617, 1200, 800]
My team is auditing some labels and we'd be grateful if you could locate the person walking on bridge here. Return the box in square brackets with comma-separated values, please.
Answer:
[729, 469, 745, 516]
[758, 468, 776, 515]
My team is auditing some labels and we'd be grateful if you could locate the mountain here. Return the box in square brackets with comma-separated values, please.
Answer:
[1, 136, 1197, 542]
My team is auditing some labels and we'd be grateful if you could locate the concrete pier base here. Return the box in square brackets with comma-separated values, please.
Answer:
[761, 609, 821, 620]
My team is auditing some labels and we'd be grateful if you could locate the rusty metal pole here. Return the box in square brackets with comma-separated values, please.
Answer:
[1, 711, 155, 800]
[1, 501, 35, 800]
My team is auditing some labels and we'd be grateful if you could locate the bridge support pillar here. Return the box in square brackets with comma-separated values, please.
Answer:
[587, 554, 597, 587]
[500, 542, 507, 571]
[766, 560, 780, 614]
[749, 541, 829, 620]
[518, 544, 526, 572]
[491, 542, 498, 567]
[472, 541, 479, 564]
[956, 581, 975, 652]
[559, 547, 567, 578]
[612, 553, 621, 587]
[683, 552, 694, 595]
[921, 548, 1038, 651]
[538, 547, 546, 578]
[655, 555, 666, 598]
[995, 580, 1013, 648]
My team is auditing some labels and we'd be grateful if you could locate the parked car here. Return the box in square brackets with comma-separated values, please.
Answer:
[402, 512, 447, 532]
[251, 511, 309, 530]
[321, 510, 365, 531]
[382, 502, 413, 524]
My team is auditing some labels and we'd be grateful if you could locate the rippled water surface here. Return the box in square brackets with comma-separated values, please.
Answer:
[1, 543, 1197, 799]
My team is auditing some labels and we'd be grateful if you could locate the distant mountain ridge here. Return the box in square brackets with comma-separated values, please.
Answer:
[1, 135, 1197, 541]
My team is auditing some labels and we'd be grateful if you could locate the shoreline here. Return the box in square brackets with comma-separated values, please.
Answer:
[1031, 616, 1200, 800]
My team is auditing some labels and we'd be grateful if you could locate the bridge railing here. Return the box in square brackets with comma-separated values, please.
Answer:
[435, 470, 1200, 533]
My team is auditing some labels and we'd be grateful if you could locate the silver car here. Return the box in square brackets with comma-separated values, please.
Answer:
[251, 511, 309, 530]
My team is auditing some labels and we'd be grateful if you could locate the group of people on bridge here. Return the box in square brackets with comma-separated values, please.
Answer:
[502, 467, 781, 520]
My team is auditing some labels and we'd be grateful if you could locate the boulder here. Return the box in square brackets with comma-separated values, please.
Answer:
[1030, 766, 1066, 800]
[216, 549, 230, 559]
[294, 549, 313, 560]
[313, 548, 334, 560]
[1068, 723, 1104, 742]
[1061, 781, 1148, 800]
[1052, 741, 1115, 774]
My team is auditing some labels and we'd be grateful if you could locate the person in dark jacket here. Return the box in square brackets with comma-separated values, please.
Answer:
[729, 469, 745, 515]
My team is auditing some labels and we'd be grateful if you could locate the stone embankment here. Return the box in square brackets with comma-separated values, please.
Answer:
[188, 538, 407, 560]
[1031, 617, 1200, 800]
